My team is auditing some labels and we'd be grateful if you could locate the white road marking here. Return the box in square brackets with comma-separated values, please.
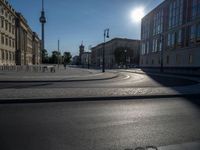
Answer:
[123, 75, 130, 80]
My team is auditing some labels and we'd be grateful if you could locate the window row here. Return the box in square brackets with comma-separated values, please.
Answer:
[153, 9, 164, 35]
[141, 54, 193, 65]
[168, 0, 184, 29]
[141, 19, 150, 40]
[0, 5, 15, 23]
[0, 18, 15, 34]
[141, 24, 200, 55]
[191, 0, 200, 19]
[1, 34, 15, 48]
[0, 50, 15, 61]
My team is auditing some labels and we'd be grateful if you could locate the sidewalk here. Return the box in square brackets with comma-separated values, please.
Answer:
[115, 68, 200, 82]
[0, 67, 117, 82]
[158, 141, 200, 150]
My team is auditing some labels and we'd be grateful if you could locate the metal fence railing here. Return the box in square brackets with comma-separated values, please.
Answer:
[0, 65, 57, 73]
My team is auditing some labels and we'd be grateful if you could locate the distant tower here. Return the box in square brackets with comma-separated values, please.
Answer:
[79, 41, 85, 57]
[39, 0, 46, 58]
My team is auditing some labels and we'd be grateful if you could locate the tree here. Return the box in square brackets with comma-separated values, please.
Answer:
[50, 51, 60, 64]
[42, 49, 49, 64]
[63, 52, 72, 64]
[114, 47, 131, 66]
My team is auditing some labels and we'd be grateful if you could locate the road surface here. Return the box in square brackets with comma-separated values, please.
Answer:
[0, 97, 200, 150]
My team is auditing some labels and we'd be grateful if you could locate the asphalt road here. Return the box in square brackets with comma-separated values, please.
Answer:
[0, 97, 200, 150]
[0, 71, 197, 89]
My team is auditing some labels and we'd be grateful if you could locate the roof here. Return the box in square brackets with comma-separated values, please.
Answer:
[91, 38, 140, 50]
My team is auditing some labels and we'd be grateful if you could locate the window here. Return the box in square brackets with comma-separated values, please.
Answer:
[197, 24, 200, 41]
[152, 59, 154, 65]
[1, 34, 4, 44]
[141, 18, 150, 40]
[190, 25, 196, 42]
[1, 18, 4, 28]
[153, 38, 162, 52]
[2, 50, 4, 60]
[176, 54, 181, 64]
[191, 0, 200, 19]
[12, 26, 15, 34]
[5, 37, 8, 45]
[167, 32, 175, 47]
[189, 54, 193, 64]
[5, 21, 8, 30]
[166, 55, 170, 64]
[141, 42, 146, 55]
[9, 38, 11, 47]
[169, 0, 183, 29]
[6, 51, 8, 60]
[9, 23, 11, 32]
[9, 52, 12, 60]
[146, 41, 149, 54]
[153, 9, 163, 35]
[12, 39, 15, 48]
[158, 56, 161, 64]
[13, 52, 15, 60]
[177, 29, 183, 46]
[1, 7, 4, 15]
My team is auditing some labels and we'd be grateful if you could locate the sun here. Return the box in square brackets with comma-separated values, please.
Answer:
[130, 7, 145, 23]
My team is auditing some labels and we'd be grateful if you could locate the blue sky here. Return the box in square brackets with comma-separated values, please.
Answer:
[9, 0, 163, 56]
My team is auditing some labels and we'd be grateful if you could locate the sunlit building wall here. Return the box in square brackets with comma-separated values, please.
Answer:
[0, 0, 16, 65]
[140, 0, 200, 69]
[16, 13, 41, 65]
[91, 38, 140, 69]
[32, 32, 41, 65]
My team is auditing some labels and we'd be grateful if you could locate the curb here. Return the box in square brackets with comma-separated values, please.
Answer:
[120, 70, 200, 83]
[0, 93, 200, 104]
[0, 73, 118, 83]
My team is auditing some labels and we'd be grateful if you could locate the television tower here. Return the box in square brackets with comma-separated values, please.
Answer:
[39, 0, 46, 54]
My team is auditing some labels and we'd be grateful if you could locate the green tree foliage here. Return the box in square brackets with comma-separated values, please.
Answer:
[49, 51, 60, 64]
[114, 47, 130, 65]
[42, 49, 49, 64]
[63, 52, 72, 64]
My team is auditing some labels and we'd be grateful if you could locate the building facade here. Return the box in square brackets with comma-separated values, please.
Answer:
[91, 38, 140, 69]
[0, 0, 16, 65]
[81, 52, 91, 68]
[16, 13, 40, 65]
[32, 32, 41, 65]
[0, 0, 41, 66]
[140, 0, 200, 69]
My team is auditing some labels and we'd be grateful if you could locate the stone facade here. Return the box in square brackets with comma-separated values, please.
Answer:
[91, 38, 140, 69]
[140, 0, 200, 69]
[0, 0, 41, 66]
[32, 32, 41, 65]
[81, 52, 91, 68]
[0, 0, 16, 65]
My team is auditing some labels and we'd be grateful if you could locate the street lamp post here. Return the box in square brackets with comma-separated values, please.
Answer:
[57, 40, 60, 69]
[160, 34, 164, 73]
[102, 28, 109, 73]
[124, 49, 127, 69]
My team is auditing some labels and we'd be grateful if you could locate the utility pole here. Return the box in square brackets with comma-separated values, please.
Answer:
[58, 40, 60, 68]
[102, 28, 109, 73]
[160, 34, 164, 73]
[39, 0, 46, 63]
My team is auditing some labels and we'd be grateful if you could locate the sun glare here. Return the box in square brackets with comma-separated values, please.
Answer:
[131, 7, 145, 23]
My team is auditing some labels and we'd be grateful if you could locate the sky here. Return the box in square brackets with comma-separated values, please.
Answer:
[9, 0, 163, 56]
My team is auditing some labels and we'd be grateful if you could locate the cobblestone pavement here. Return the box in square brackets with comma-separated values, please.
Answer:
[0, 68, 199, 100]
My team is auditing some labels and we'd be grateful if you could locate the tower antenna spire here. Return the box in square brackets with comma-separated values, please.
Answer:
[40, 0, 47, 63]
[42, 0, 44, 11]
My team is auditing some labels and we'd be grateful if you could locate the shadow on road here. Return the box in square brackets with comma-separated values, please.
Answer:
[0, 94, 200, 104]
